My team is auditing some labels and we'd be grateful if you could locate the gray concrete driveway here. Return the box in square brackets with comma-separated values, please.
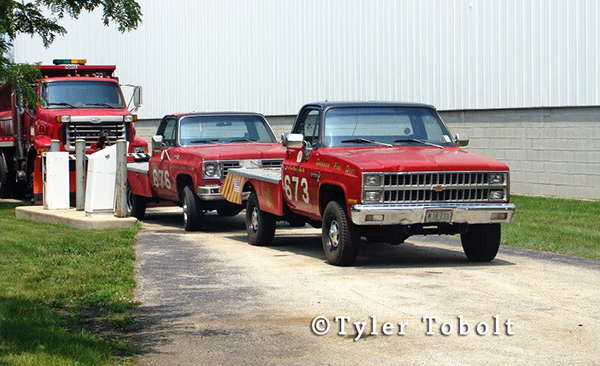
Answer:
[133, 207, 600, 365]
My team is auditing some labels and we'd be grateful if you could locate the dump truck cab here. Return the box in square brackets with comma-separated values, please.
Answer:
[0, 59, 148, 200]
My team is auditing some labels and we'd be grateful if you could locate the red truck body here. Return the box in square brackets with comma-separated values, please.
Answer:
[0, 61, 148, 200]
[221, 102, 516, 266]
[127, 112, 286, 229]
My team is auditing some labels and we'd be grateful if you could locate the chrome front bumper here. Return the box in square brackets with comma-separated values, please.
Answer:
[350, 203, 515, 226]
[197, 185, 250, 201]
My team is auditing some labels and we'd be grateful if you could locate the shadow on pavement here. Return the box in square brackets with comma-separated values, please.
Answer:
[128, 304, 195, 356]
[225, 232, 514, 269]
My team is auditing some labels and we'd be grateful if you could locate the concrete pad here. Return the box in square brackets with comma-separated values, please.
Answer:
[15, 205, 137, 230]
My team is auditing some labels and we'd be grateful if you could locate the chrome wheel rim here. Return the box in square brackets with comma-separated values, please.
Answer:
[183, 196, 188, 225]
[328, 219, 340, 251]
[250, 207, 259, 233]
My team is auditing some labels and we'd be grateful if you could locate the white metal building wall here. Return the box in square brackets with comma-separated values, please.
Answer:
[13, 0, 600, 119]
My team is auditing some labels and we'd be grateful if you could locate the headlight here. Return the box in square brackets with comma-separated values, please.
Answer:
[364, 174, 382, 186]
[57, 115, 70, 123]
[203, 163, 219, 178]
[364, 191, 382, 203]
[124, 115, 134, 122]
[489, 173, 506, 185]
[489, 189, 506, 201]
[133, 145, 147, 154]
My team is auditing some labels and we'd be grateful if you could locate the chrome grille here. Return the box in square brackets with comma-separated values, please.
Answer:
[65, 122, 126, 150]
[221, 161, 240, 176]
[371, 172, 506, 203]
[260, 159, 283, 168]
[383, 172, 489, 187]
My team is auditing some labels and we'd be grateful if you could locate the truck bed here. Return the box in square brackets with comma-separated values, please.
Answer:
[228, 167, 282, 184]
[128, 162, 149, 174]
[222, 167, 284, 216]
[127, 162, 153, 197]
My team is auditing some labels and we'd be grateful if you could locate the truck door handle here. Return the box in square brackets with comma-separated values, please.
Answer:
[310, 172, 320, 181]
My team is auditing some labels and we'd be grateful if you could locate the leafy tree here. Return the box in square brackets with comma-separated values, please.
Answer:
[0, 0, 142, 103]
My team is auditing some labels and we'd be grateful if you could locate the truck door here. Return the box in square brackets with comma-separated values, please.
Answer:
[282, 108, 321, 219]
[150, 117, 178, 200]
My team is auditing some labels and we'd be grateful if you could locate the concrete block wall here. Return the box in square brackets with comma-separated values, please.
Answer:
[134, 106, 600, 200]
[440, 107, 600, 200]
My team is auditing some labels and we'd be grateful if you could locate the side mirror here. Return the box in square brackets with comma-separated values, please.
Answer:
[282, 133, 304, 149]
[133, 86, 143, 109]
[152, 135, 164, 150]
[454, 133, 470, 147]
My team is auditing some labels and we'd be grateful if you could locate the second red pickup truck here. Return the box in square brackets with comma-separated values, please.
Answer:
[127, 112, 285, 230]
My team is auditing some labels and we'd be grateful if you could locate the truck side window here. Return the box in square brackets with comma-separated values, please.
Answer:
[159, 118, 177, 146]
[293, 109, 320, 148]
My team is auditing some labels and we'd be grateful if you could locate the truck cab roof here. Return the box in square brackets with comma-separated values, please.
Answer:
[301, 101, 437, 111]
[167, 112, 267, 118]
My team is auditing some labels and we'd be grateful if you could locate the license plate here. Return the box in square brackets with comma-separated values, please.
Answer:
[424, 210, 453, 223]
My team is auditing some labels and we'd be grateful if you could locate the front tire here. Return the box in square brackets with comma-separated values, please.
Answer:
[246, 191, 276, 246]
[183, 185, 203, 231]
[127, 183, 147, 220]
[460, 224, 501, 262]
[322, 201, 360, 266]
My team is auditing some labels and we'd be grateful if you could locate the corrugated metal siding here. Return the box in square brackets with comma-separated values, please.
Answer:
[13, 0, 600, 119]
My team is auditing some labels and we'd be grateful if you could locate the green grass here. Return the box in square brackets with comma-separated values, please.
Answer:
[502, 195, 600, 259]
[0, 203, 139, 366]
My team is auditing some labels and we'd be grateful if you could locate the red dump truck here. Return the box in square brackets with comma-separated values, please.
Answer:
[221, 102, 516, 266]
[0, 59, 148, 200]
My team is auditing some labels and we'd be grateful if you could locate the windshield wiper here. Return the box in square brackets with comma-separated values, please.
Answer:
[84, 103, 116, 108]
[229, 138, 257, 143]
[394, 138, 444, 149]
[341, 138, 393, 147]
[47, 102, 77, 108]
[190, 139, 218, 144]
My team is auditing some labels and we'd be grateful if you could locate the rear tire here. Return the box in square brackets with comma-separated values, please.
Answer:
[246, 191, 276, 246]
[322, 200, 360, 266]
[183, 185, 203, 231]
[460, 224, 501, 262]
[0, 151, 13, 199]
[127, 183, 147, 220]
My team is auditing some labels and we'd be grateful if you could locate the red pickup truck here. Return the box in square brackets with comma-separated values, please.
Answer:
[221, 102, 516, 266]
[127, 112, 285, 230]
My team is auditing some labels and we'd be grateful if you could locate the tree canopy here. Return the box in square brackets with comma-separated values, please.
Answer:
[0, 0, 142, 103]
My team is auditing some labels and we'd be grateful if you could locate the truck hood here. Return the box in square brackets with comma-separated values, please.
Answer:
[326, 146, 509, 172]
[41, 109, 130, 118]
[182, 143, 286, 160]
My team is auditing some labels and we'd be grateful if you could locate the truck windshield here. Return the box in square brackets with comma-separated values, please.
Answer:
[324, 107, 454, 147]
[41, 81, 125, 109]
[179, 115, 276, 145]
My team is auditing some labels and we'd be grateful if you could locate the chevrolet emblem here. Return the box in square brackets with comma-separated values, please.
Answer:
[431, 184, 445, 192]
